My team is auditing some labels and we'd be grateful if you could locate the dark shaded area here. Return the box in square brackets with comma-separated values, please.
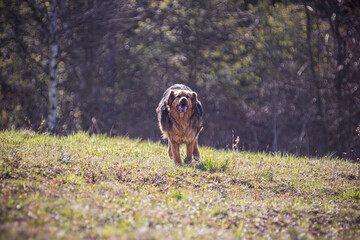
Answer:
[0, 0, 359, 160]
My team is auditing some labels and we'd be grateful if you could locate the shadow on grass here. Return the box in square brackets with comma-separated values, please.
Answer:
[194, 162, 207, 171]
[182, 161, 207, 172]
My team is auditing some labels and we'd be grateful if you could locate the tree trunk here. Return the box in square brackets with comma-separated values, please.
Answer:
[272, 99, 278, 152]
[48, 0, 58, 133]
[304, 1, 328, 155]
[327, 6, 347, 155]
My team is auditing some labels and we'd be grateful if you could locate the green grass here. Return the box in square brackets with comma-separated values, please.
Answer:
[0, 130, 359, 239]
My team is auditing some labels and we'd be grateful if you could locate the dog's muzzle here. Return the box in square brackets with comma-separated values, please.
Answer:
[177, 98, 188, 113]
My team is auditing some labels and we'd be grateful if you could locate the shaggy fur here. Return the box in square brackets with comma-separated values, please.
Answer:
[156, 84, 203, 164]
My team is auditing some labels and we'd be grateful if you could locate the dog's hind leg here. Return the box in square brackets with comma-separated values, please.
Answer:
[193, 138, 200, 161]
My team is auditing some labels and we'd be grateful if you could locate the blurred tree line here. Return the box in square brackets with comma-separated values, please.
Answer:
[1, 0, 359, 159]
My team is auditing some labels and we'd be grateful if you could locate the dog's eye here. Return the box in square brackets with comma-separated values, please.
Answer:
[176, 96, 181, 98]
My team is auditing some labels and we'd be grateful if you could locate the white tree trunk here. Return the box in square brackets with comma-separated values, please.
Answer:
[272, 101, 278, 152]
[48, 0, 58, 133]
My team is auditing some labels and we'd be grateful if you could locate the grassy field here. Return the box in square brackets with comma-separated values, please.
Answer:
[0, 130, 359, 239]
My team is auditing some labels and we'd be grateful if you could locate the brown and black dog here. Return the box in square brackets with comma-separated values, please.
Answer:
[156, 84, 203, 164]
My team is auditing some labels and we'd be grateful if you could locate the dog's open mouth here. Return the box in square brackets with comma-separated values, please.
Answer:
[177, 105, 188, 113]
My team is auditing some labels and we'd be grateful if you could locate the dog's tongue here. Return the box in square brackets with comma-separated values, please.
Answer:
[177, 105, 187, 113]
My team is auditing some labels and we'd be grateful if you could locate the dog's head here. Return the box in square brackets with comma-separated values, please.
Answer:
[167, 89, 197, 114]
[156, 85, 203, 132]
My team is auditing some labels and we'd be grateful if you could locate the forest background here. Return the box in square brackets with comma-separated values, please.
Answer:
[1, 0, 359, 160]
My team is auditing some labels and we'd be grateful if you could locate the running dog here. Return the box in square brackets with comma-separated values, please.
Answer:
[156, 84, 203, 164]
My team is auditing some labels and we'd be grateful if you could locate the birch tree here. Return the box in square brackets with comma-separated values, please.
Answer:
[47, 0, 59, 132]
[1, 0, 94, 133]
[0, 0, 60, 132]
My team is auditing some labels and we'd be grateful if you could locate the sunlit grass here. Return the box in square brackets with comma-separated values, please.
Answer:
[0, 130, 359, 239]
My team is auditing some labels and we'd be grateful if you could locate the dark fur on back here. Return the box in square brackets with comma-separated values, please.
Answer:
[156, 84, 203, 132]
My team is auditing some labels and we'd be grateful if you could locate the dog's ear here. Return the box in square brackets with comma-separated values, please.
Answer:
[156, 100, 172, 131]
[190, 97, 204, 130]
[168, 90, 175, 105]
[160, 106, 172, 131]
[191, 92, 197, 106]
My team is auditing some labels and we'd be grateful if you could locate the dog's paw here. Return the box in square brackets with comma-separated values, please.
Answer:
[194, 156, 200, 161]
[184, 157, 192, 164]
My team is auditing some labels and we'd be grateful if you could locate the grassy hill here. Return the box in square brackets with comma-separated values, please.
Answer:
[0, 130, 359, 239]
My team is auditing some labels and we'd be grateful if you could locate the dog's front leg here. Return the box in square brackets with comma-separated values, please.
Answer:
[171, 141, 181, 164]
[185, 141, 195, 164]
[168, 143, 173, 159]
